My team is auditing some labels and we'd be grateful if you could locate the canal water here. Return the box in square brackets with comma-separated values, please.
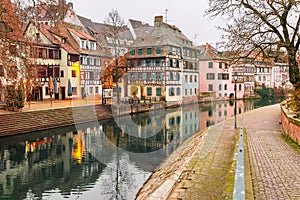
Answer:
[0, 99, 282, 200]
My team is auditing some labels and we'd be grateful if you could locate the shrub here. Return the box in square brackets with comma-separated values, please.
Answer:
[5, 88, 24, 111]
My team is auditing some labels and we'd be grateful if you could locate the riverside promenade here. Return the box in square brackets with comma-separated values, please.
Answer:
[0, 101, 299, 199]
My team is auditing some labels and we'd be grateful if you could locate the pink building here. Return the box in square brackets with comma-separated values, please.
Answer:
[198, 44, 235, 101]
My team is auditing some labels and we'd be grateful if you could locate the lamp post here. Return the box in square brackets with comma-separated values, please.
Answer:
[234, 72, 238, 129]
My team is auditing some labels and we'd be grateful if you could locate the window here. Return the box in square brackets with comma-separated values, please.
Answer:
[185, 89, 188, 95]
[94, 58, 100, 66]
[176, 87, 181, 95]
[190, 75, 193, 82]
[147, 87, 152, 96]
[80, 40, 86, 49]
[170, 72, 174, 81]
[142, 73, 147, 80]
[156, 88, 161, 96]
[208, 62, 213, 68]
[147, 48, 152, 54]
[206, 73, 215, 80]
[239, 84, 242, 91]
[219, 84, 222, 90]
[95, 87, 99, 94]
[90, 71, 94, 80]
[219, 62, 222, 69]
[72, 87, 77, 95]
[195, 88, 197, 95]
[169, 88, 175, 96]
[89, 42, 96, 50]
[218, 73, 229, 80]
[131, 49, 135, 55]
[194, 75, 197, 82]
[72, 70, 76, 77]
[224, 84, 227, 90]
[176, 73, 180, 81]
[138, 49, 142, 55]
[170, 46, 173, 54]
[156, 48, 161, 54]
[175, 60, 179, 68]
[185, 75, 188, 82]
[208, 84, 213, 91]
[0, 65, 4, 76]
[190, 88, 193, 95]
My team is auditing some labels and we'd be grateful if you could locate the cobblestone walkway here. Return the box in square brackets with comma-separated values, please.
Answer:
[244, 104, 300, 199]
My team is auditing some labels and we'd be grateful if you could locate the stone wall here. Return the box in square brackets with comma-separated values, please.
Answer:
[281, 105, 300, 145]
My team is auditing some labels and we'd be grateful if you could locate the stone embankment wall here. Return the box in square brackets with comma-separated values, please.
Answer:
[281, 104, 300, 144]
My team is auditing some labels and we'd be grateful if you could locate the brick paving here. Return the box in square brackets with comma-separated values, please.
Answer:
[244, 104, 300, 200]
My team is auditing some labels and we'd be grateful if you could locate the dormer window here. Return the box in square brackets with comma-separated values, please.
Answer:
[36, 33, 41, 42]
[89, 41, 96, 50]
[62, 38, 66, 43]
[80, 40, 86, 49]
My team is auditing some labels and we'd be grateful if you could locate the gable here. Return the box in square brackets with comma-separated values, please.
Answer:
[24, 23, 52, 45]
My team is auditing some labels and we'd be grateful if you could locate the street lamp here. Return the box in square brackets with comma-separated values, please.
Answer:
[234, 71, 238, 129]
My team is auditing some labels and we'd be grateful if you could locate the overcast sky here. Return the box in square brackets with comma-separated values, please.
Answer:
[69, 0, 225, 46]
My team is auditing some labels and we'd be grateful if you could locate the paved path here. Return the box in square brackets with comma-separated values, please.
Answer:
[244, 104, 300, 199]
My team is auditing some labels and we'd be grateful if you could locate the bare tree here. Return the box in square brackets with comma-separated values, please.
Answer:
[104, 9, 125, 103]
[207, 0, 300, 88]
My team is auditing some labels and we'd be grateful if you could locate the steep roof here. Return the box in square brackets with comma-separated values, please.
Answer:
[54, 21, 80, 55]
[93, 22, 133, 41]
[130, 16, 195, 49]
[198, 44, 231, 61]
[128, 19, 154, 37]
[68, 28, 96, 41]
[77, 15, 98, 38]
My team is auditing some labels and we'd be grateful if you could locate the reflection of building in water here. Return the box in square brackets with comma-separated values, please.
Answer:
[0, 132, 104, 199]
[181, 104, 200, 140]
[199, 100, 246, 128]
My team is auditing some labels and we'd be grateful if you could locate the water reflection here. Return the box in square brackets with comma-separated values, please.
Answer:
[0, 99, 282, 199]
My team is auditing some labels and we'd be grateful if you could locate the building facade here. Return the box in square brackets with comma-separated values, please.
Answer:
[126, 16, 199, 103]
[199, 44, 234, 100]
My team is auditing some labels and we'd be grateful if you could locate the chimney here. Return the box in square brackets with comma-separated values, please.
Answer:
[154, 16, 163, 23]
[154, 16, 163, 27]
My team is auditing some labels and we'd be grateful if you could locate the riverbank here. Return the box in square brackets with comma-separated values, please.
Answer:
[0, 99, 178, 137]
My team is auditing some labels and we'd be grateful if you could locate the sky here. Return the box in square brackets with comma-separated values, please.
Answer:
[69, 0, 225, 46]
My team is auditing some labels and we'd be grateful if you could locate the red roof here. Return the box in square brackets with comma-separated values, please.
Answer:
[38, 23, 79, 55]
[68, 28, 96, 41]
